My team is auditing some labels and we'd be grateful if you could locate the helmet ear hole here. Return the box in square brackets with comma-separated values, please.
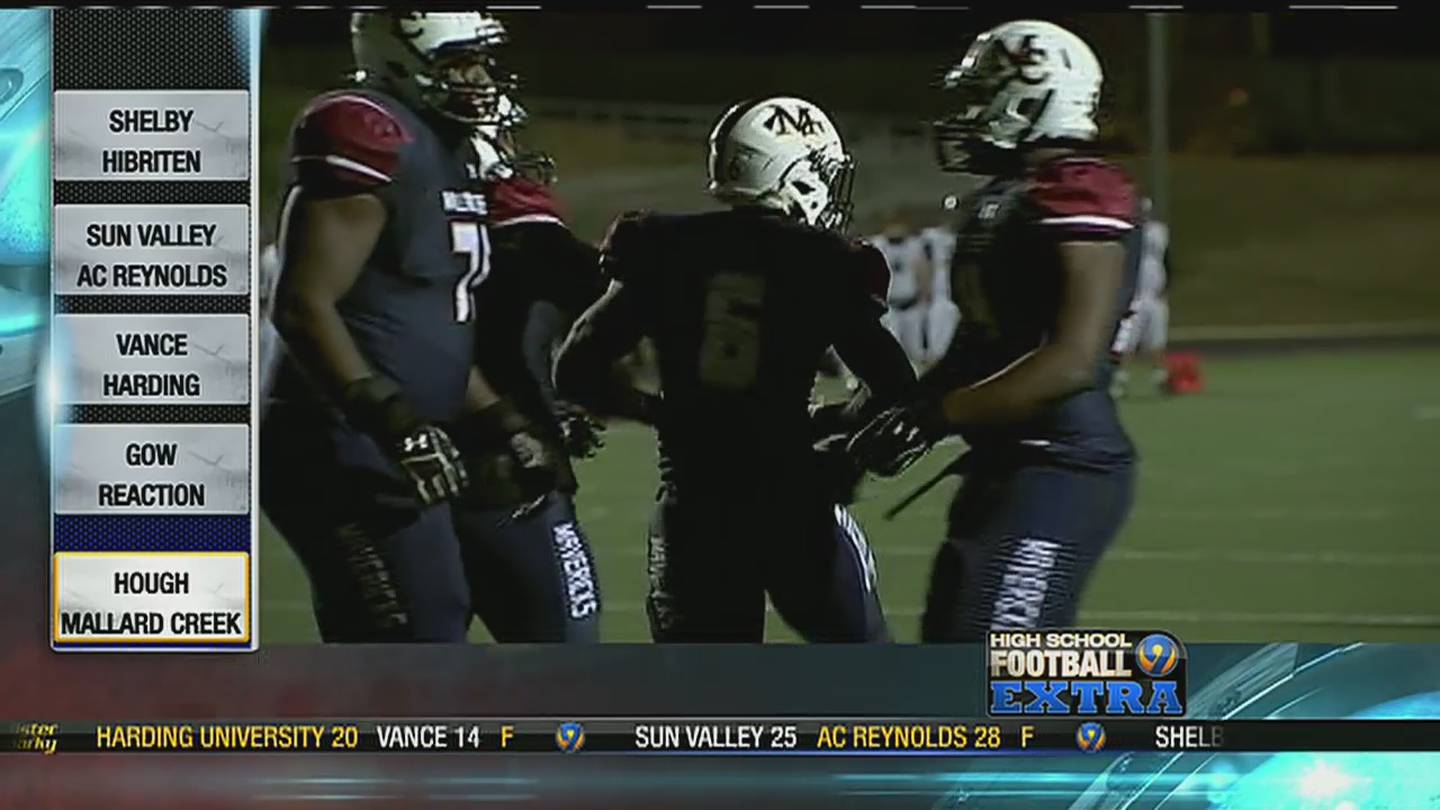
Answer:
[791, 179, 815, 195]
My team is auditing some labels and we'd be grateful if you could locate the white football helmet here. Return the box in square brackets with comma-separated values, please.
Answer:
[706, 96, 854, 232]
[933, 20, 1103, 172]
[351, 11, 522, 129]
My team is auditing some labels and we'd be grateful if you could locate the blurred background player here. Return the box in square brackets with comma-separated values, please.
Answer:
[849, 20, 1140, 642]
[554, 96, 916, 643]
[867, 210, 934, 371]
[1111, 196, 1172, 397]
[448, 85, 607, 643]
[257, 241, 282, 417]
[919, 217, 961, 367]
[261, 11, 554, 642]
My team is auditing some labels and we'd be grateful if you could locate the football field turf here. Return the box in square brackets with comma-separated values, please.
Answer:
[259, 346, 1440, 644]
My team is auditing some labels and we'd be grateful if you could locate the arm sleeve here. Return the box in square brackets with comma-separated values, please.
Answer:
[522, 299, 568, 415]
[597, 211, 655, 286]
[290, 94, 409, 196]
[1027, 158, 1136, 243]
[832, 243, 916, 407]
[553, 281, 648, 415]
[491, 219, 604, 319]
[552, 212, 656, 417]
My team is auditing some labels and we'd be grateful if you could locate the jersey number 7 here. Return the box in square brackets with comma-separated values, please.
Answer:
[451, 220, 491, 323]
[698, 273, 766, 390]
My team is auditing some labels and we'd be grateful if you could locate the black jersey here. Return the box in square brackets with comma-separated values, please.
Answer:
[268, 88, 491, 424]
[939, 155, 1140, 469]
[599, 207, 902, 493]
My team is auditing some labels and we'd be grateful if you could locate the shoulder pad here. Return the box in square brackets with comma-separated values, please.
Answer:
[488, 177, 568, 228]
[291, 92, 410, 194]
[848, 240, 891, 303]
[1027, 157, 1136, 240]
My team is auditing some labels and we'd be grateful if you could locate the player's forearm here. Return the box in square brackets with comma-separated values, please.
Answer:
[521, 300, 568, 413]
[554, 282, 649, 418]
[835, 320, 917, 410]
[271, 292, 374, 401]
[464, 367, 501, 414]
[935, 343, 1094, 428]
[554, 338, 614, 415]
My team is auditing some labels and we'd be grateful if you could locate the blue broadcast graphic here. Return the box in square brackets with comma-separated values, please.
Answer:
[1075, 721, 1107, 753]
[0, 8, 48, 413]
[987, 630, 1188, 716]
[1135, 633, 1182, 678]
[556, 722, 586, 753]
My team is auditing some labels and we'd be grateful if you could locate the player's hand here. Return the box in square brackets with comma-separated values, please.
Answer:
[341, 375, 472, 506]
[847, 401, 944, 478]
[503, 425, 559, 497]
[810, 392, 875, 504]
[814, 431, 865, 505]
[392, 424, 470, 506]
[461, 399, 561, 507]
[556, 400, 606, 459]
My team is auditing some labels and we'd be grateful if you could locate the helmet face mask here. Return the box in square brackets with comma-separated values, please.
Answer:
[421, 46, 517, 127]
[807, 149, 855, 232]
[352, 12, 525, 131]
[932, 20, 1103, 174]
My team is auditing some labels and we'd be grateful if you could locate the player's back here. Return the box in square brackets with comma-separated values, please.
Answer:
[604, 207, 883, 494]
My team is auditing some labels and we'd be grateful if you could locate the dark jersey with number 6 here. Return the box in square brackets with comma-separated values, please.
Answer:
[267, 88, 491, 424]
[595, 207, 911, 495]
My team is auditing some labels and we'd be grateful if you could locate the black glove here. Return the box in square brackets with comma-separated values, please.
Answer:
[809, 393, 874, 505]
[342, 376, 469, 506]
[555, 400, 606, 459]
[847, 399, 947, 478]
[458, 399, 560, 509]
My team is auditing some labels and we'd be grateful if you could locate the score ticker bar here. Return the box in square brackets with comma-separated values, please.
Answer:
[6, 719, 1440, 756]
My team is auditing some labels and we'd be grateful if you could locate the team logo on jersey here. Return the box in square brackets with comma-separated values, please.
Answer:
[441, 189, 488, 215]
[762, 104, 822, 137]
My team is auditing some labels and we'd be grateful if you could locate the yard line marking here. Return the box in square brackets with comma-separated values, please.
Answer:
[1170, 319, 1440, 341]
[599, 544, 1440, 566]
[1137, 507, 1395, 521]
[1080, 609, 1440, 629]
[1104, 547, 1440, 567]
[263, 600, 1440, 633]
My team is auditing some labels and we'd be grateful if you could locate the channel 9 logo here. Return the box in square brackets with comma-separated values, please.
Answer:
[986, 630, 1187, 716]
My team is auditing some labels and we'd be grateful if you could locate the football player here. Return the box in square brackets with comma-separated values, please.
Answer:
[868, 210, 934, 371]
[448, 89, 608, 643]
[919, 220, 962, 365]
[1111, 197, 1171, 397]
[262, 12, 553, 642]
[554, 97, 917, 643]
[848, 21, 1141, 642]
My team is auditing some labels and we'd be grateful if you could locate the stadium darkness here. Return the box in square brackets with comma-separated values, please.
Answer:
[265, 11, 1431, 111]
